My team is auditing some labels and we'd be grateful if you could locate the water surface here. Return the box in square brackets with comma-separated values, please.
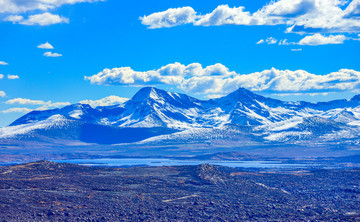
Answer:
[55, 158, 308, 169]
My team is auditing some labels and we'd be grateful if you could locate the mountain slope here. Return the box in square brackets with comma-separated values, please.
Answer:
[2, 87, 360, 145]
[111, 87, 206, 128]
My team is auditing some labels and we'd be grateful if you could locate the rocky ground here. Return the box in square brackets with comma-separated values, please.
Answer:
[0, 161, 359, 221]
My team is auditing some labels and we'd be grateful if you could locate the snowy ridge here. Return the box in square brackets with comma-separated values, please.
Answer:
[0, 115, 71, 139]
[1, 87, 360, 145]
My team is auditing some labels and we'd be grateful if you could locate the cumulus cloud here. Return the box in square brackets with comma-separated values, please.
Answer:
[194, 5, 256, 26]
[258, 0, 360, 33]
[4, 15, 23, 23]
[182, 68, 360, 95]
[140, 7, 197, 29]
[37, 42, 54, 49]
[257, 37, 279, 45]
[7, 12, 70, 26]
[140, 5, 255, 29]
[85, 63, 237, 86]
[37, 102, 70, 110]
[266, 37, 278, 44]
[7, 74, 19, 79]
[343, 0, 360, 17]
[2, 108, 32, 114]
[2, 1, 103, 26]
[256, 39, 265, 44]
[0, 0, 103, 14]
[140, 1, 360, 34]
[258, 33, 350, 46]
[3, 96, 130, 115]
[257, 0, 317, 17]
[278, 39, 294, 45]
[291, 48, 303, 51]
[79, 96, 129, 108]
[2, 96, 130, 114]
[86, 63, 360, 96]
[6, 98, 46, 105]
[298, 33, 346, 45]
[0, 61, 8, 65]
[272, 92, 329, 97]
[85, 65, 184, 86]
[5, 98, 70, 111]
[43, 51, 62, 57]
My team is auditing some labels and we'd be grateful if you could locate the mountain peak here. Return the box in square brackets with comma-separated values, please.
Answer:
[350, 94, 360, 102]
[232, 87, 254, 95]
[131, 87, 166, 101]
[64, 103, 92, 110]
[218, 87, 258, 102]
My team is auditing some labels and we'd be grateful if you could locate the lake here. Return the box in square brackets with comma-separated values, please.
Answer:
[54, 158, 308, 169]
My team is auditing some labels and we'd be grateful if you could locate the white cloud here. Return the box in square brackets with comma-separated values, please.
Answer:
[0, 61, 8, 65]
[85, 63, 238, 86]
[86, 63, 360, 96]
[344, 0, 360, 17]
[298, 33, 346, 45]
[259, 37, 287, 45]
[2, 108, 32, 114]
[278, 39, 293, 45]
[140, 7, 197, 29]
[37, 42, 54, 49]
[256, 0, 360, 33]
[181, 68, 360, 94]
[258, 34, 348, 46]
[265, 37, 278, 44]
[256, 39, 265, 44]
[79, 96, 129, 108]
[291, 48, 303, 51]
[194, 5, 256, 26]
[43, 51, 62, 57]
[206, 94, 226, 99]
[258, 37, 295, 45]
[257, 0, 316, 17]
[272, 92, 329, 97]
[141, 1, 360, 34]
[7, 74, 19, 79]
[5, 98, 70, 111]
[3, 96, 129, 114]
[0, 74, 3, 79]
[6, 98, 45, 105]
[85, 63, 188, 86]
[140, 5, 258, 29]
[4, 15, 23, 23]
[5, 13, 69, 26]
[12, 12, 69, 26]
[0, 0, 103, 14]
[2, 0, 103, 26]
[37, 102, 70, 110]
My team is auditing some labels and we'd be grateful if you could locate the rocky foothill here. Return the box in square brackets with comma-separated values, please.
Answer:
[0, 161, 359, 221]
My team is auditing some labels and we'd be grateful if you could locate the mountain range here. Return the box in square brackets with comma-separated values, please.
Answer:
[2, 87, 360, 146]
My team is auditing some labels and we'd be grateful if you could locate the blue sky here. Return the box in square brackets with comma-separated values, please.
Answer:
[0, 0, 359, 126]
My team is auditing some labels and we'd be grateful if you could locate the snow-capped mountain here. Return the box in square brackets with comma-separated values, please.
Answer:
[2, 87, 360, 145]
[108, 87, 206, 128]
